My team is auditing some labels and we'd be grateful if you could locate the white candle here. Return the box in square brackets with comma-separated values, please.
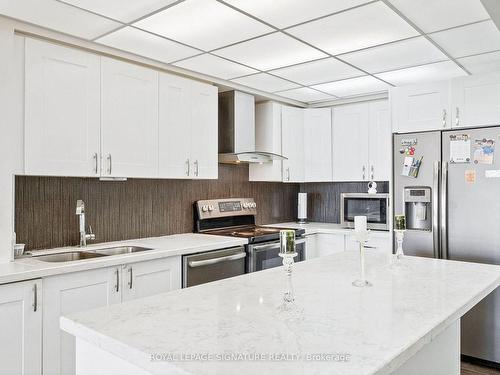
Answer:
[354, 216, 367, 233]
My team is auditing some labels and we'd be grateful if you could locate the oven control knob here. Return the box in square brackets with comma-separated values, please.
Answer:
[201, 205, 209, 212]
[208, 205, 214, 211]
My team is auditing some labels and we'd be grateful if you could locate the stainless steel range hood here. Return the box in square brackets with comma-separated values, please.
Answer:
[218, 91, 287, 164]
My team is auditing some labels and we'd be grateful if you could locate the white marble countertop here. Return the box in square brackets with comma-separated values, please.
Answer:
[267, 222, 391, 237]
[0, 233, 247, 285]
[61, 252, 500, 375]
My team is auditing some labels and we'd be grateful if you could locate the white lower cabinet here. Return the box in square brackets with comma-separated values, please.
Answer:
[43, 267, 121, 375]
[121, 257, 181, 302]
[42, 256, 181, 375]
[0, 279, 42, 375]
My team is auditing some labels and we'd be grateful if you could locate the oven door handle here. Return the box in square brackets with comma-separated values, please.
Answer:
[188, 252, 246, 268]
[252, 238, 305, 252]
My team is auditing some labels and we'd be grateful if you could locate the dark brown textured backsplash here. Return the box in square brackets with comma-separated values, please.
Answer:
[15, 165, 299, 250]
[15, 164, 389, 250]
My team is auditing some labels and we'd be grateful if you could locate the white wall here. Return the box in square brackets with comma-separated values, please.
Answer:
[0, 18, 24, 262]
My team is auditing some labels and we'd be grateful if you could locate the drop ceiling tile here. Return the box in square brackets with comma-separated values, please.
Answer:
[287, 2, 418, 56]
[174, 54, 257, 79]
[270, 58, 363, 86]
[375, 61, 466, 86]
[134, 0, 273, 51]
[430, 21, 500, 58]
[0, 0, 120, 39]
[340, 36, 447, 73]
[387, 0, 490, 33]
[276, 87, 334, 102]
[458, 51, 500, 74]
[214, 32, 327, 71]
[60, 0, 178, 23]
[231, 73, 300, 93]
[96, 27, 200, 63]
[224, 0, 372, 29]
[312, 76, 390, 98]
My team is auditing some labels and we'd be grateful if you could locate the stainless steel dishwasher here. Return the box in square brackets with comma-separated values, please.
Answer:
[182, 246, 246, 288]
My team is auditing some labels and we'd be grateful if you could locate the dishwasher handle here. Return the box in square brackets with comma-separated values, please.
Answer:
[188, 252, 246, 268]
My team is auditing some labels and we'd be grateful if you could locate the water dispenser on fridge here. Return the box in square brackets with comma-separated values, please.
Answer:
[404, 187, 432, 231]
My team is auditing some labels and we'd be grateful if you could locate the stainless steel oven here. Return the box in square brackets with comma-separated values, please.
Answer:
[247, 237, 306, 273]
[340, 193, 389, 230]
[182, 246, 246, 288]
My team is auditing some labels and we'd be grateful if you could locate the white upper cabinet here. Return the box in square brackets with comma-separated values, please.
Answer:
[25, 39, 100, 177]
[452, 72, 500, 128]
[158, 73, 192, 179]
[332, 103, 370, 181]
[304, 108, 332, 182]
[281, 106, 305, 182]
[101, 58, 159, 178]
[190, 80, 218, 179]
[391, 81, 451, 133]
[0, 279, 42, 375]
[368, 101, 391, 181]
[249, 102, 283, 182]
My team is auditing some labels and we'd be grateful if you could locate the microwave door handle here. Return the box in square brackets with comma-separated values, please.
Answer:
[188, 253, 246, 268]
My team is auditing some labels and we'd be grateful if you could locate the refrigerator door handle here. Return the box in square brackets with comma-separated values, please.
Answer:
[432, 161, 441, 258]
[440, 161, 449, 259]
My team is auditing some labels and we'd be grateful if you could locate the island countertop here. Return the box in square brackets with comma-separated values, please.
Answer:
[61, 252, 500, 375]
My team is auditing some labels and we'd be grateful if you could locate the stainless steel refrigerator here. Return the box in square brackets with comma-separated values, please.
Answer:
[394, 127, 500, 365]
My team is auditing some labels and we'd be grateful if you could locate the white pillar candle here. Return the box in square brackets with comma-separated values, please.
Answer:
[354, 216, 367, 233]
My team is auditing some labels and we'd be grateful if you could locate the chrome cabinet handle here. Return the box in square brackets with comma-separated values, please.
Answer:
[194, 160, 199, 177]
[128, 267, 133, 289]
[107, 154, 112, 175]
[370, 165, 374, 180]
[188, 253, 246, 268]
[442, 109, 447, 128]
[115, 269, 120, 292]
[362, 165, 366, 180]
[455, 107, 459, 127]
[186, 159, 190, 176]
[32, 283, 38, 312]
[286, 167, 290, 181]
[93, 153, 98, 174]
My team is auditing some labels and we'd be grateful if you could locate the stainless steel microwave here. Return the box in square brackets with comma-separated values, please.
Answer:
[340, 193, 390, 230]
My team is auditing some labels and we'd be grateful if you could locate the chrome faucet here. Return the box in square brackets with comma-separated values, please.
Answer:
[76, 200, 95, 247]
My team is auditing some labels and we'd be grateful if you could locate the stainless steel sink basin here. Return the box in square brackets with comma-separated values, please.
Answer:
[34, 251, 106, 262]
[94, 246, 153, 256]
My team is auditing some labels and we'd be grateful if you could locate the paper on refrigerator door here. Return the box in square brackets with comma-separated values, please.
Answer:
[449, 134, 471, 163]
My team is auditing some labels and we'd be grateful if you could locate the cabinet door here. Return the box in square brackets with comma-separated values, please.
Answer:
[281, 106, 304, 182]
[101, 58, 158, 178]
[452, 72, 500, 128]
[391, 81, 451, 133]
[316, 233, 345, 257]
[304, 234, 317, 259]
[332, 103, 369, 181]
[121, 257, 181, 302]
[0, 279, 42, 375]
[25, 39, 100, 177]
[190, 80, 218, 179]
[158, 73, 192, 178]
[368, 101, 391, 181]
[304, 108, 333, 182]
[43, 267, 121, 375]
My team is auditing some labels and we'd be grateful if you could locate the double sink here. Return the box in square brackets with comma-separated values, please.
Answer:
[33, 246, 153, 263]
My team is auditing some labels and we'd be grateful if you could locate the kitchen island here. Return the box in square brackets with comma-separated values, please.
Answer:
[61, 251, 500, 375]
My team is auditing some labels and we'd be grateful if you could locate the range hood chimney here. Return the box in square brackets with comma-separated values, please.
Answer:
[218, 91, 287, 164]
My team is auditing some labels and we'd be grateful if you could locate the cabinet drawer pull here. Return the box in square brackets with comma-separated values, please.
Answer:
[115, 269, 120, 292]
[93, 153, 98, 174]
[362, 165, 366, 180]
[128, 267, 133, 289]
[194, 160, 199, 177]
[370, 165, 374, 180]
[32, 283, 38, 312]
[442, 109, 447, 128]
[186, 159, 190, 176]
[455, 107, 459, 126]
[107, 154, 112, 175]
[286, 167, 290, 181]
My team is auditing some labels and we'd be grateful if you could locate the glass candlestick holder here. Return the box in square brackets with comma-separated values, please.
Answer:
[352, 229, 372, 287]
[279, 251, 298, 304]
[391, 229, 408, 268]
